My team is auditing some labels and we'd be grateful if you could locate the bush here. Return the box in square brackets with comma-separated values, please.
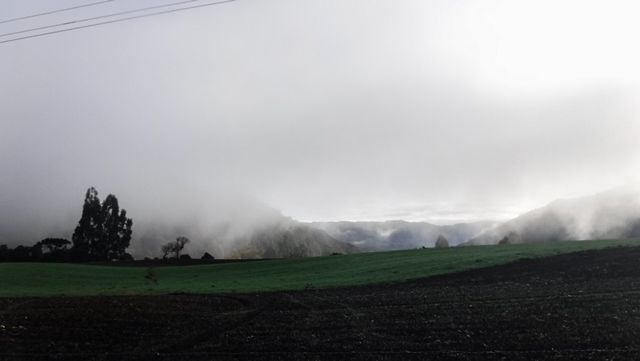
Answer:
[499, 231, 520, 245]
[119, 253, 134, 261]
[201, 252, 215, 261]
[435, 235, 449, 248]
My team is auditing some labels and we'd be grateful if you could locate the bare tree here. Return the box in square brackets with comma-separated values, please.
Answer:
[161, 243, 173, 259]
[174, 236, 190, 258]
[160, 236, 190, 259]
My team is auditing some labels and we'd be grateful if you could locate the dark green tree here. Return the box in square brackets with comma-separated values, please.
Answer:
[435, 234, 449, 248]
[100, 194, 133, 259]
[38, 238, 71, 253]
[72, 187, 133, 260]
[72, 187, 102, 258]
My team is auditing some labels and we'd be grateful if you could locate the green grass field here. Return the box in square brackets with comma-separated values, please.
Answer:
[1, 239, 639, 297]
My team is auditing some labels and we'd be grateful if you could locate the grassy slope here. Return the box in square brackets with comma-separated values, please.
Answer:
[1, 239, 639, 297]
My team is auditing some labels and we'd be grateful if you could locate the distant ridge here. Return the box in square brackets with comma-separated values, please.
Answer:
[309, 220, 496, 250]
[466, 184, 640, 245]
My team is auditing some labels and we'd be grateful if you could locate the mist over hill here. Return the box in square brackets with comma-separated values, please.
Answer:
[309, 220, 496, 251]
[467, 185, 640, 245]
[4, 184, 640, 259]
[133, 218, 354, 260]
[0, 190, 353, 260]
[128, 196, 355, 259]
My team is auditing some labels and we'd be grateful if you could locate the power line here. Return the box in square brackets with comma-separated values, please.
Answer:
[0, 0, 236, 45]
[0, 0, 115, 25]
[1, 0, 214, 38]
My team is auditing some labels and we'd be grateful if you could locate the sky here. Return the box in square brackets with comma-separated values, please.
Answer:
[1, 0, 640, 240]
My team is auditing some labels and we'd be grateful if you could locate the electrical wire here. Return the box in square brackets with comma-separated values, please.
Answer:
[0, 0, 235, 45]
[0, 0, 114, 25]
[1, 0, 214, 38]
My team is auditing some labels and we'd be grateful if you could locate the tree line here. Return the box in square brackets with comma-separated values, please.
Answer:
[0, 187, 133, 262]
[0, 187, 215, 263]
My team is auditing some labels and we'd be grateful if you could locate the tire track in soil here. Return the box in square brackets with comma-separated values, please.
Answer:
[155, 294, 262, 354]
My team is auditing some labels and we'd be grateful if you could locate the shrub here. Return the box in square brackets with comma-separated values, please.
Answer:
[435, 235, 449, 248]
[201, 252, 215, 261]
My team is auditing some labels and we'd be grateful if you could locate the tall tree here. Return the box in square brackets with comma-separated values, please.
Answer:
[72, 187, 133, 260]
[72, 187, 102, 258]
[101, 194, 133, 259]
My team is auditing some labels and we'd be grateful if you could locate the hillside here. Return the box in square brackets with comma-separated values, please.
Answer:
[2, 239, 638, 297]
[135, 219, 352, 260]
[309, 220, 495, 250]
[229, 223, 357, 258]
[128, 196, 354, 259]
[468, 185, 640, 245]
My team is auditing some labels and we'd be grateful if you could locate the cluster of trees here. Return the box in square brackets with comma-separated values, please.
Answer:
[0, 187, 134, 262]
[158, 236, 217, 261]
[0, 186, 217, 263]
[71, 187, 133, 261]
[0, 238, 72, 262]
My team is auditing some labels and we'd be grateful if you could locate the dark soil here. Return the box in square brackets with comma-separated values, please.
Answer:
[3, 246, 640, 360]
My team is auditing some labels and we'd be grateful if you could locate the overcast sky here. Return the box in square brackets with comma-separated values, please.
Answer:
[1, 0, 640, 235]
